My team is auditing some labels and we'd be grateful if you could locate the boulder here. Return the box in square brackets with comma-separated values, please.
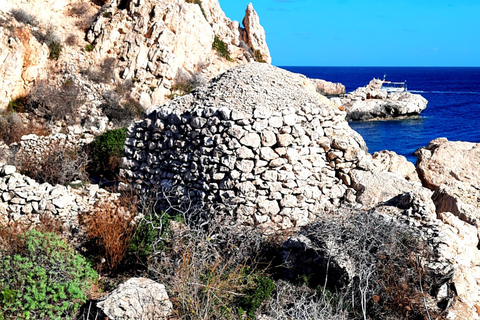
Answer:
[332, 78, 428, 121]
[372, 150, 420, 182]
[97, 278, 173, 320]
[416, 138, 480, 190]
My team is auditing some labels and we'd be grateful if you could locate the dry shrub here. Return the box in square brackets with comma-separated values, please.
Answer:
[302, 208, 441, 320]
[0, 112, 27, 144]
[81, 200, 136, 273]
[69, 1, 98, 31]
[137, 193, 281, 319]
[0, 222, 27, 255]
[16, 140, 89, 185]
[28, 79, 83, 124]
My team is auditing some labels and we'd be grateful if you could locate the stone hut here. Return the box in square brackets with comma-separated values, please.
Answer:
[120, 63, 368, 229]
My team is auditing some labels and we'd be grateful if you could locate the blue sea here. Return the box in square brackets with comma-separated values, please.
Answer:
[281, 67, 480, 163]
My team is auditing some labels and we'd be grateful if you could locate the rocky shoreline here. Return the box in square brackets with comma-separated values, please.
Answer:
[332, 78, 428, 121]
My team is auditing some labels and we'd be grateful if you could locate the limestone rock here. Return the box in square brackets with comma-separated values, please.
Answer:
[372, 150, 420, 182]
[332, 78, 428, 121]
[241, 3, 271, 64]
[0, 16, 48, 112]
[310, 78, 345, 96]
[87, 0, 271, 107]
[416, 138, 480, 190]
[97, 278, 172, 320]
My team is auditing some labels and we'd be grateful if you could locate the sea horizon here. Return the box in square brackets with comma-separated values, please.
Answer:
[281, 66, 480, 163]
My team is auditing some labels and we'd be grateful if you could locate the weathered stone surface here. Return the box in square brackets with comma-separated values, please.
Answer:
[332, 78, 428, 121]
[310, 78, 345, 96]
[86, 0, 271, 107]
[372, 150, 420, 182]
[97, 278, 172, 320]
[240, 3, 271, 64]
[416, 138, 480, 190]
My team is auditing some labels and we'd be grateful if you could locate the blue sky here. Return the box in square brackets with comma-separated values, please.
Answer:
[219, 0, 480, 67]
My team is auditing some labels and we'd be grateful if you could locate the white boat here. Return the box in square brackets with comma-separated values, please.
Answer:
[381, 75, 407, 92]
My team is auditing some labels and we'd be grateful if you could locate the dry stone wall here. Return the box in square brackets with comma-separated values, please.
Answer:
[0, 163, 118, 229]
[121, 63, 368, 229]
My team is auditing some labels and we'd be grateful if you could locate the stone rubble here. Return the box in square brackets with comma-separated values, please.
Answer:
[332, 78, 428, 121]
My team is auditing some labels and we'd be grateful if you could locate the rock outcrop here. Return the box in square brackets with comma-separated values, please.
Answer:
[311, 78, 346, 96]
[121, 62, 367, 230]
[240, 3, 271, 64]
[332, 78, 428, 121]
[87, 0, 271, 107]
[417, 138, 480, 238]
[97, 278, 173, 320]
[0, 13, 48, 111]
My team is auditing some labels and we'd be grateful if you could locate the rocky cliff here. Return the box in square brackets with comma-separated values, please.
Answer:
[86, 0, 271, 107]
[332, 78, 428, 121]
[0, 0, 271, 114]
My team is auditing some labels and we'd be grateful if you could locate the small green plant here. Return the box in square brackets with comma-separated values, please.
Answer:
[253, 49, 267, 63]
[48, 40, 62, 60]
[0, 230, 97, 319]
[212, 35, 232, 61]
[89, 127, 127, 177]
[85, 43, 94, 51]
[7, 96, 28, 113]
[102, 11, 112, 18]
[238, 274, 275, 318]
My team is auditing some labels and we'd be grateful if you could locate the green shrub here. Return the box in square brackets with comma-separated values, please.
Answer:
[7, 96, 28, 113]
[212, 35, 232, 61]
[48, 41, 62, 60]
[89, 128, 127, 177]
[0, 230, 97, 320]
[102, 11, 112, 18]
[238, 274, 275, 318]
[85, 43, 94, 51]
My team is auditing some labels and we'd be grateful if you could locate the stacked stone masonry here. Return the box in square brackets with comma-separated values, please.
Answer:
[0, 163, 118, 228]
[121, 63, 368, 230]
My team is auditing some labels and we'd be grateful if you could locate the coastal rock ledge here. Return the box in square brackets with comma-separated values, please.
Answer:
[332, 78, 428, 121]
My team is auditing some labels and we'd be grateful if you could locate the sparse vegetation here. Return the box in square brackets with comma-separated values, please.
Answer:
[28, 79, 82, 124]
[85, 43, 94, 51]
[253, 49, 267, 63]
[0, 112, 27, 145]
[16, 140, 89, 185]
[185, 0, 207, 19]
[10, 8, 38, 26]
[213, 35, 233, 61]
[48, 40, 62, 60]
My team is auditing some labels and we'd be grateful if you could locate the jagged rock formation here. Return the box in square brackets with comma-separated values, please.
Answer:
[241, 3, 271, 64]
[97, 278, 173, 320]
[121, 62, 367, 229]
[417, 137, 480, 239]
[332, 78, 428, 121]
[87, 0, 271, 107]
